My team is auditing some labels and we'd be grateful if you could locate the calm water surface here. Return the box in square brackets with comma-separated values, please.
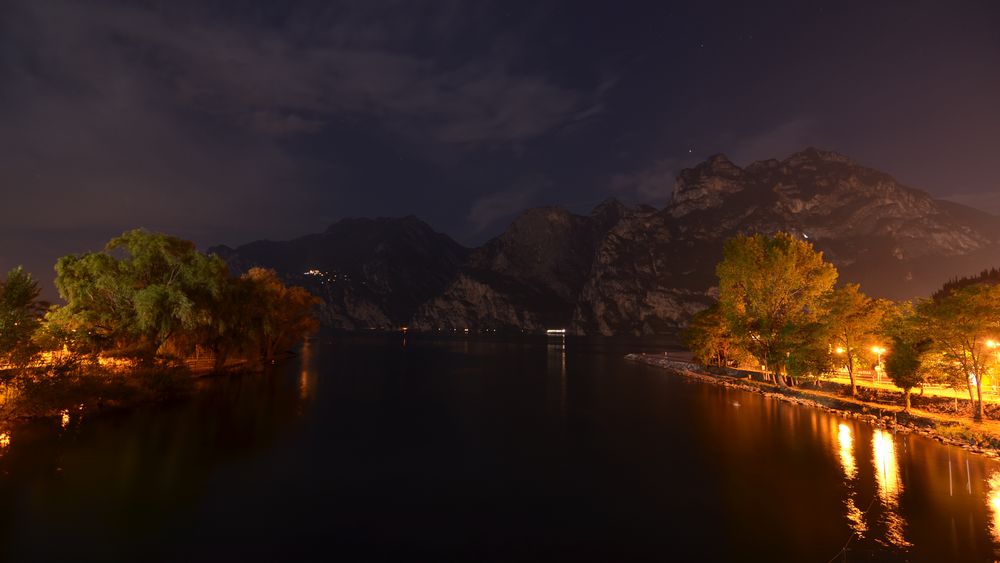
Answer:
[1, 335, 999, 562]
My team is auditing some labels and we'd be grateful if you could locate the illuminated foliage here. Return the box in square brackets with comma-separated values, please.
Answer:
[242, 268, 321, 361]
[54, 229, 228, 359]
[51, 230, 318, 371]
[0, 267, 44, 369]
[883, 336, 928, 412]
[784, 320, 835, 383]
[716, 232, 838, 385]
[684, 303, 748, 368]
[917, 284, 1000, 420]
[822, 284, 890, 396]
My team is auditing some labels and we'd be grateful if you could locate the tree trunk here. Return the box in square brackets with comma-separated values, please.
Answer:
[967, 381, 976, 416]
[847, 367, 857, 397]
[903, 388, 911, 412]
[976, 378, 985, 421]
[775, 371, 787, 388]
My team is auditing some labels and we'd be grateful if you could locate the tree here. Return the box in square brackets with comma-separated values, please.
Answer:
[243, 268, 320, 361]
[823, 284, 889, 396]
[0, 267, 44, 369]
[784, 320, 835, 385]
[683, 303, 746, 368]
[883, 336, 929, 412]
[54, 229, 228, 360]
[716, 232, 838, 386]
[917, 284, 1000, 421]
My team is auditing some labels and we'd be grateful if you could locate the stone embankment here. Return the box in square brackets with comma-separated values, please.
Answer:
[626, 353, 1000, 458]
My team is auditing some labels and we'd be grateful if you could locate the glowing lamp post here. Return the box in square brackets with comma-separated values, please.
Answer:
[871, 346, 885, 384]
[834, 347, 845, 375]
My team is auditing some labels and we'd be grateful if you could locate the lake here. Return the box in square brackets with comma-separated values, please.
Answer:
[1, 335, 998, 561]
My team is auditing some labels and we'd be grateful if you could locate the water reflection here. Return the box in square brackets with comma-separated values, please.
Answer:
[834, 422, 867, 537]
[872, 429, 910, 547]
[988, 471, 1000, 542]
[547, 336, 567, 417]
[299, 340, 314, 402]
[837, 423, 857, 480]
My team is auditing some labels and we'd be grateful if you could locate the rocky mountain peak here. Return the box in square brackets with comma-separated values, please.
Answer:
[216, 148, 1000, 335]
[590, 197, 628, 230]
[669, 154, 746, 218]
[783, 146, 854, 167]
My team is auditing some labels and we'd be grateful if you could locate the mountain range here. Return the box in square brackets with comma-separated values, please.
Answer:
[211, 148, 1000, 335]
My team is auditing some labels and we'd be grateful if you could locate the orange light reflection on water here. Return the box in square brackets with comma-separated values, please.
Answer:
[835, 422, 866, 536]
[872, 429, 910, 547]
[987, 471, 1000, 542]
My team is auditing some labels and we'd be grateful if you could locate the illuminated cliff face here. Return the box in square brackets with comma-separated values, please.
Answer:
[668, 148, 995, 261]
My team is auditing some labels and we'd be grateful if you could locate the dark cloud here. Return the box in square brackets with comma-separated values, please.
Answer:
[467, 176, 549, 233]
[609, 158, 683, 206]
[0, 0, 606, 293]
[1, 0, 999, 297]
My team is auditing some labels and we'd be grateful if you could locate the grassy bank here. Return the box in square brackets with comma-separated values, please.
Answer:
[627, 353, 1000, 458]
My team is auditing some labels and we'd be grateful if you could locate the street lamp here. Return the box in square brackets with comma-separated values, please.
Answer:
[834, 347, 846, 376]
[871, 346, 885, 384]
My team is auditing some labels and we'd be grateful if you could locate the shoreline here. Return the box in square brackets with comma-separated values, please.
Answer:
[0, 359, 268, 429]
[626, 353, 1000, 459]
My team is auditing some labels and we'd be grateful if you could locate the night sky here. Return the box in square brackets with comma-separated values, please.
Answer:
[2, 0, 999, 294]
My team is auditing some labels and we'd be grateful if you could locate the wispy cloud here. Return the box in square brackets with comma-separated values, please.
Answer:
[4, 0, 596, 146]
[0, 0, 611, 288]
[728, 118, 817, 165]
[467, 177, 547, 233]
[939, 191, 1000, 216]
[609, 158, 683, 206]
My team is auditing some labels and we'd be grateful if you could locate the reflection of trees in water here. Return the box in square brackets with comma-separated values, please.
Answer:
[0, 356, 314, 558]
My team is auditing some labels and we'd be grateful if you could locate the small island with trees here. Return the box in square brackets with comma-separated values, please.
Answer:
[0, 229, 319, 422]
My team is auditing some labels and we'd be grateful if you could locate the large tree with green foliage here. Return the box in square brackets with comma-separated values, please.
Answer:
[53, 229, 228, 360]
[716, 232, 838, 386]
[883, 336, 929, 412]
[880, 302, 932, 411]
[784, 320, 835, 385]
[917, 284, 1000, 420]
[822, 283, 889, 396]
[0, 267, 44, 369]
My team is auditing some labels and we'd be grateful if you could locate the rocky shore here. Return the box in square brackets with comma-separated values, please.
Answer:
[626, 353, 1000, 459]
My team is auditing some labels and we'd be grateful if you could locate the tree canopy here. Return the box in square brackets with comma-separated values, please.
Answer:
[54, 229, 228, 358]
[0, 267, 44, 369]
[916, 283, 1000, 420]
[51, 229, 318, 370]
[716, 232, 838, 384]
[822, 283, 890, 396]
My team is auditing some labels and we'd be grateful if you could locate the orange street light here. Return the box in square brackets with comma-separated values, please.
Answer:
[835, 347, 845, 354]
[871, 346, 885, 383]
